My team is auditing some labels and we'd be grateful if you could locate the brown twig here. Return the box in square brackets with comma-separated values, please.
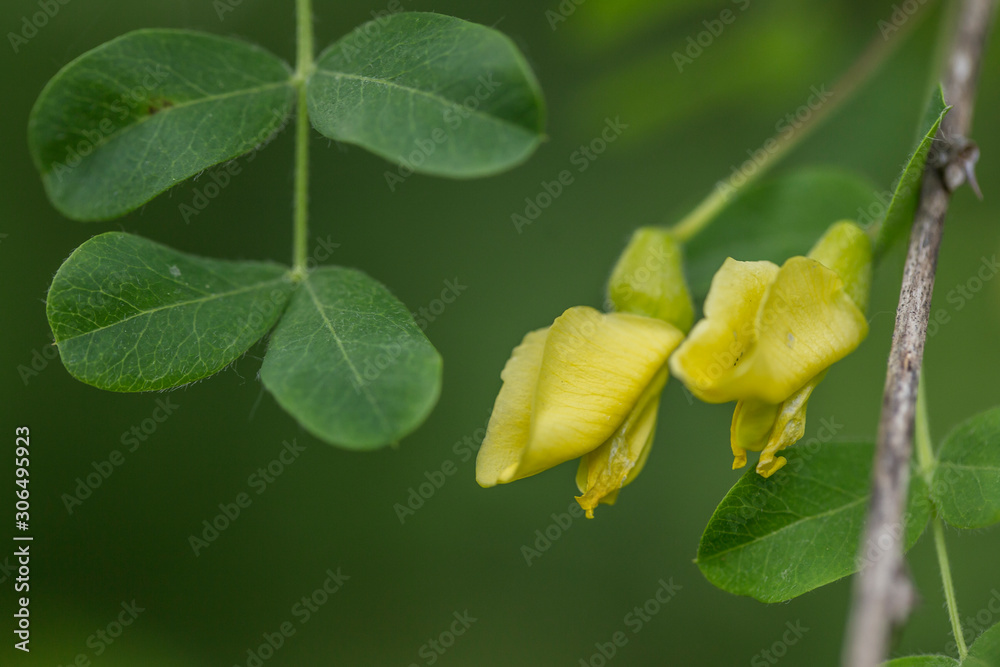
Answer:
[843, 1, 995, 665]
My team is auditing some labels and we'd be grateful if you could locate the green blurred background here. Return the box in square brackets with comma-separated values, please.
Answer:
[2, 0, 999, 665]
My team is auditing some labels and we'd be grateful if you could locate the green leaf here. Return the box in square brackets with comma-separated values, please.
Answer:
[964, 621, 1000, 667]
[696, 441, 930, 603]
[873, 85, 950, 258]
[47, 232, 293, 391]
[931, 407, 1000, 529]
[307, 12, 545, 178]
[260, 267, 442, 450]
[884, 657, 960, 667]
[682, 167, 878, 296]
[29, 29, 293, 221]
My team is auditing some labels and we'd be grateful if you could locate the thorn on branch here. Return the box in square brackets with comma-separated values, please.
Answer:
[937, 137, 983, 199]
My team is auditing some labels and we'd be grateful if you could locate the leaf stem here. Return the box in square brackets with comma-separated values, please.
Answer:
[669, 1, 933, 244]
[915, 382, 969, 660]
[933, 515, 967, 659]
[914, 378, 935, 479]
[291, 0, 314, 280]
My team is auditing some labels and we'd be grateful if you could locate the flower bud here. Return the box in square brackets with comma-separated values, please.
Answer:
[807, 220, 873, 312]
[606, 228, 695, 332]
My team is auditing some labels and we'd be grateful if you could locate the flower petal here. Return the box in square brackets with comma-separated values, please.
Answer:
[669, 259, 778, 403]
[755, 371, 825, 477]
[729, 372, 826, 477]
[509, 307, 683, 481]
[730, 399, 780, 469]
[575, 367, 667, 518]
[739, 257, 867, 403]
[475, 328, 549, 487]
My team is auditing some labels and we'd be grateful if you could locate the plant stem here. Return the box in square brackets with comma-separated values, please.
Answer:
[913, 382, 969, 660]
[669, 1, 933, 244]
[291, 0, 314, 279]
[934, 518, 968, 657]
[914, 378, 935, 480]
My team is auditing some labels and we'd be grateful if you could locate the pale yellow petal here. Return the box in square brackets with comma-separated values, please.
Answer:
[730, 399, 780, 470]
[597, 489, 621, 506]
[475, 328, 549, 487]
[669, 259, 779, 403]
[738, 258, 867, 404]
[755, 372, 825, 477]
[731, 447, 747, 471]
[508, 307, 683, 481]
[575, 367, 666, 518]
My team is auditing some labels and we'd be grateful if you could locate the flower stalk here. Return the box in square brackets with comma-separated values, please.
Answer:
[669, 0, 933, 245]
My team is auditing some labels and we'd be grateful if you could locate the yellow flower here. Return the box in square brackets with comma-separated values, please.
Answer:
[669, 221, 872, 477]
[476, 306, 684, 517]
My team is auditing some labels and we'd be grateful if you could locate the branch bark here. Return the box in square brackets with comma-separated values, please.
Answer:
[843, 1, 995, 665]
